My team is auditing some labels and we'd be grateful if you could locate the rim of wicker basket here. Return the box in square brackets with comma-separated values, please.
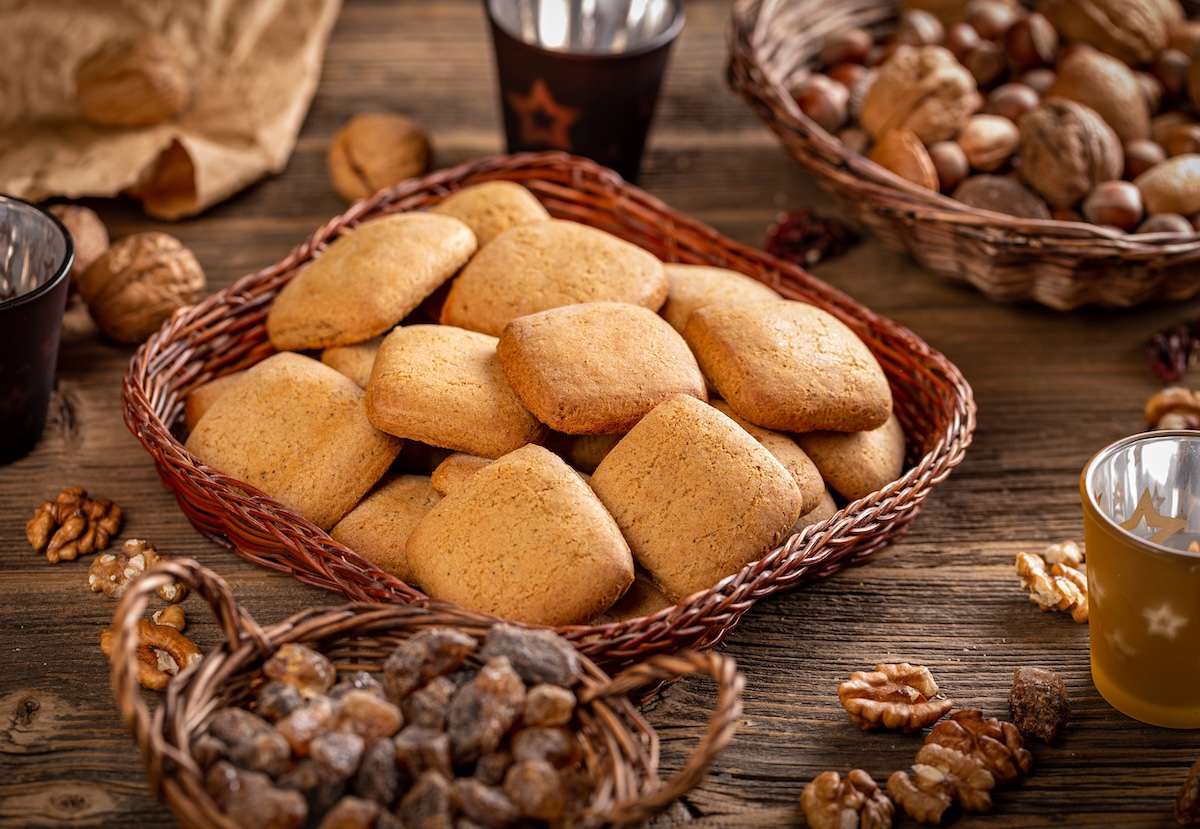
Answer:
[110, 559, 746, 829]
[121, 151, 975, 672]
[726, 0, 1200, 308]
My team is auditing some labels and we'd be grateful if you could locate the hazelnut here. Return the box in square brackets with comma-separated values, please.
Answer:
[952, 174, 1051, 219]
[943, 22, 981, 62]
[81, 232, 206, 343]
[1081, 180, 1144, 230]
[47, 204, 109, 288]
[964, 0, 1018, 41]
[327, 113, 432, 203]
[894, 10, 945, 47]
[860, 45, 980, 144]
[1019, 67, 1057, 96]
[1134, 154, 1200, 216]
[868, 129, 940, 191]
[1004, 12, 1058, 70]
[1152, 49, 1190, 102]
[927, 141, 970, 192]
[1017, 98, 1123, 209]
[957, 114, 1020, 171]
[986, 83, 1040, 124]
[1135, 213, 1195, 234]
[963, 40, 1007, 88]
[75, 34, 189, 127]
[1047, 46, 1150, 144]
[1042, 0, 1181, 66]
[792, 75, 850, 134]
[1124, 138, 1167, 179]
[826, 62, 870, 90]
[821, 27, 873, 66]
[1167, 125, 1200, 157]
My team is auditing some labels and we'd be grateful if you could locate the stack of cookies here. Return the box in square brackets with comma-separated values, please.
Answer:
[185, 181, 905, 626]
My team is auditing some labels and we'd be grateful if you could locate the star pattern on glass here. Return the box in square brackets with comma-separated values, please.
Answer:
[1144, 603, 1189, 639]
[1104, 628, 1137, 658]
[1118, 489, 1190, 545]
[506, 79, 579, 150]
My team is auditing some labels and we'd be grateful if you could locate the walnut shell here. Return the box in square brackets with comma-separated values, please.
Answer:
[1017, 98, 1123, 209]
[1041, 0, 1182, 66]
[327, 113, 432, 203]
[859, 45, 981, 144]
[47, 204, 109, 286]
[1134, 154, 1200, 215]
[75, 34, 189, 127]
[1047, 46, 1150, 144]
[81, 232, 206, 343]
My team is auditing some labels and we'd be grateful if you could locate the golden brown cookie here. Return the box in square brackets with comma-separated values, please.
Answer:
[367, 324, 547, 458]
[683, 299, 892, 433]
[184, 352, 403, 531]
[266, 213, 476, 351]
[589, 394, 803, 603]
[329, 474, 442, 585]
[321, 336, 382, 388]
[660, 263, 781, 333]
[589, 570, 675, 625]
[430, 452, 494, 496]
[184, 370, 246, 432]
[795, 412, 907, 501]
[543, 431, 624, 474]
[406, 444, 635, 625]
[439, 219, 668, 336]
[497, 301, 706, 435]
[790, 486, 840, 535]
[711, 399, 824, 513]
[428, 181, 551, 247]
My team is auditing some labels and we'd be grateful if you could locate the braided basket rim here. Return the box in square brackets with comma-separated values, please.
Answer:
[122, 151, 976, 673]
[726, 0, 1200, 311]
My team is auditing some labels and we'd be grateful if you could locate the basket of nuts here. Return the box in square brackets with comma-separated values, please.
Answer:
[109, 558, 745, 829]
[728, 0, 1200, 310]
[123, 151, 974, 673]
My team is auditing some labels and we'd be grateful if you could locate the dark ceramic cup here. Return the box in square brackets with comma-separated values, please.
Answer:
[485, 0, 684, 183]
[0, 196, 73, 465]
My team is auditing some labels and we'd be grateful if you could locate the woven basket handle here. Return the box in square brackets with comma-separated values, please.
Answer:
[579, 651, 745, 824]
[108, 557, 269, 762]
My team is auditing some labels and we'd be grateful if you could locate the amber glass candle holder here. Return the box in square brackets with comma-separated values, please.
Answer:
[1080, 430, 1200, 729]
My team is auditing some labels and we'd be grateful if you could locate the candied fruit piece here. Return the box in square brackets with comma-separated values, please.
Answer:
[504, 758, 566, 821]
[312, 730, 366, 783]
[398, 769, 454, 828]
[521, 684, 575, 728]
[448, 656, 526, 766]
[480, 624, 581, 687]
[382, 628, 478, 702]
[263, 643, 337, 697]
[330, 670, 384, 700]
[206, 706, 293, 776]
[402, 675, 456, 729]
[453, 777, 520, 828]
[205, 761, 308, 829]
[350, 736, 399, 809]
[394, 724, 453, 781]
[511, 727, 582, 769]
[315, 794, 380, 829]
[337, 688, 404, 744]
[276, 697, 337, 757]
[256, 680, 305, 722]
[1009, 666, 1070, 743]
[473, 750, 514, 787]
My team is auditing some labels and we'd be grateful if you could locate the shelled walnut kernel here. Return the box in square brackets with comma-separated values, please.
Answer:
[26, 486, 122, 563]
[801, 769, 895, 829]
[838, 663, 953, 732]
[1015, 547, 1089, 622]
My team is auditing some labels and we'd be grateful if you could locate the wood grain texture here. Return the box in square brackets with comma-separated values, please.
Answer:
[2, 1, 1198, 827]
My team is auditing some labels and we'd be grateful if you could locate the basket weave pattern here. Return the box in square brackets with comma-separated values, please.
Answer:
[123, 152, 975, 672]
[727, 0, 1200, 311]
[110, 559, 745, 829]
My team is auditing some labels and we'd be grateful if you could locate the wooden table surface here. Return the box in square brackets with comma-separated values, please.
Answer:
[3, 1, 1198, 827]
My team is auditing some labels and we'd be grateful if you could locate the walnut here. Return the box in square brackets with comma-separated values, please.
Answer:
[1017, 98, 1123, 210]
[80, 232, 206, 343]
[1008, 667, 1071, 743]
[801, 769, 895, 829]
[26, 486, 121, 563]
[327, 113, 432, 203]
[927, 709, 1033, 784]
[1145, 386, 1200, 430]
[889, 742, 998, 823]
[1041, 0, 1181, 66]
[75, 34, 189, 127]
[87, 539, 187, 602]
[1015, 551, 1088, 622]
[859, 46, 980, 144]
[46, 204, 109, 286]
[100, 618, 202, 691]
[1178, 759, 1200, 826]
[1046, 46, 1150, 145]
[886, 766, 953, 825]
[838, 663, 953, 732]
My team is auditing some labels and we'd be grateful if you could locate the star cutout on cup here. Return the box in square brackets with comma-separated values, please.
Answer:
[1105, 628, 1138, 658]
[506, 79, 579, 150]
[1144, 603, 1189, 639]
[1118, 489, 1190, 545]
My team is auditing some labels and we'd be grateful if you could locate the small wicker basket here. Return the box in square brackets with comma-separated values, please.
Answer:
[123, 152, 975, 673]
[727, 0, 1200, 311]
[109, 559, 745, 829]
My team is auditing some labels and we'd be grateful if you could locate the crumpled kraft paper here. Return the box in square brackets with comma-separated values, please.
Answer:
[0, 0, 342, 220]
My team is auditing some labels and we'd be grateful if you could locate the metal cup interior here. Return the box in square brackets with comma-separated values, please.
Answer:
[0, 195, 73, 307]
[486, 0, 683, 55]
[1082, 430, 1200, 557]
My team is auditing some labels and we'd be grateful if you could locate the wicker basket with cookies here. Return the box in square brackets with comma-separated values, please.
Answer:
[123, 152, 974, 672]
